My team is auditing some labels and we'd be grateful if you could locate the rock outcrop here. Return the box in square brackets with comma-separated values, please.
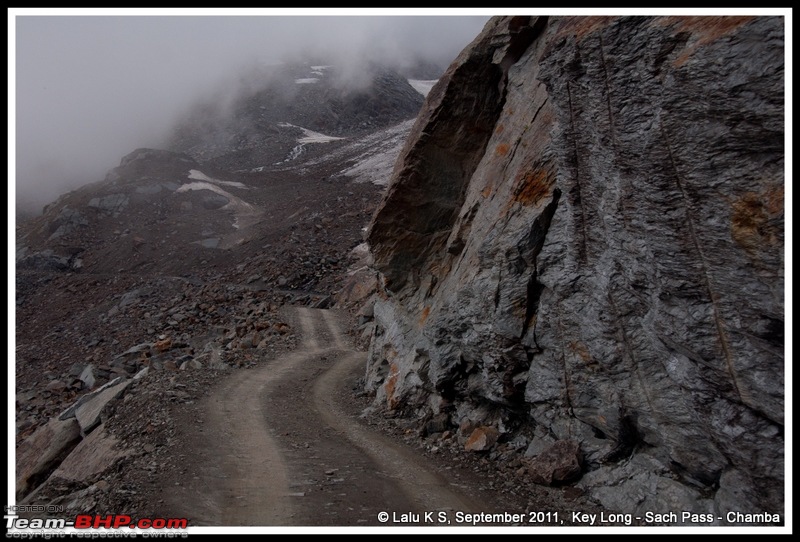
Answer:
[16, 418, 82, 499]
[365, 16, 784, 518]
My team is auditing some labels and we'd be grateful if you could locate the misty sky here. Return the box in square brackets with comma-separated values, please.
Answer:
[12, 11, 490, 214]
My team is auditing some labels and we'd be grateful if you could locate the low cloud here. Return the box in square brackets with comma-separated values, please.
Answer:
[13, 12, 490, 214]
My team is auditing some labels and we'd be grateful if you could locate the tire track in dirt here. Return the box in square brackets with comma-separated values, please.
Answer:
[206, 353, 299, 525]
[173, 307, 485, 526]
[313, 350, 479, 514]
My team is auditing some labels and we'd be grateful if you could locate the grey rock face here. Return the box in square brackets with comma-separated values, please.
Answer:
[47, 206, 89, 239]
[58, 376, 123, 422]
[16, 418, 82, 499]
[74, 379, 131, 434]
[16, 248, 83, 271]
[112, 148, 198, 182]
[88, 193, 129, 217]
[79, 364, 96, 390]
[51, 424, 129, 483]
[365, 16, 784, 517]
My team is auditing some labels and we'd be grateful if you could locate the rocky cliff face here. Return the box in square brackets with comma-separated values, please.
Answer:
[365, 16, 784, 517]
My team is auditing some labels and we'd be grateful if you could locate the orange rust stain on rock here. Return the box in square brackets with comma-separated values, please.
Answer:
[765, 184, 784, 216]
[555, 16, 618, 41]
[384, 363, 400, 410]
[154, 338, 172, 353]
[495, 124, 505, 135]
[495, 143, 511, 157]
[481, 180, 495, 199]
[568, 341, 595, 365]
[731, 186, 783, 253]
[512, 168, 555, 206]
[659, 16, 755, 67]
[419, 305, 431, 325]
[657, 15, 755, 38]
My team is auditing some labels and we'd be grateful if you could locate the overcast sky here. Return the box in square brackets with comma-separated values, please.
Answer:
[11, 11, 490, 214]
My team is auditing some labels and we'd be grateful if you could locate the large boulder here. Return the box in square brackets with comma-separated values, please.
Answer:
[16, 418, 82, 499]
[525, 440, 583, 485]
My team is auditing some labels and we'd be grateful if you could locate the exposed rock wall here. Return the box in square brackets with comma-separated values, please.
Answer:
[365, 16, 784, 517]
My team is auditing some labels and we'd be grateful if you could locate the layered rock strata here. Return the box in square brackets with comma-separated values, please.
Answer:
[365, 16, 784, 517]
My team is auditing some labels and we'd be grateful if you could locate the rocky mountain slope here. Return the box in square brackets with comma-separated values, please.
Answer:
[167, 62, 424, 171]
[362, 15, 784, 518]
[14, 62, 428, 510]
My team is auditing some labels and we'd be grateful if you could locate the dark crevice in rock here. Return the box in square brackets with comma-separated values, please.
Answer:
[522, 273, 544, 339]
[493, 271, 502, 310]
[565, 81, 589, 264]
[758, 316, 784, 349]
[446, 201, 480, 259]
[597, 34, 617, 151]
[601, 413, 644, 464]
[555, 309, 575, 415]
[520, 189, 561, 342]
[369, 58, 504, 292]
[671, 460, 724, 492]
[370, 17, 548, 295]
[498, 16, 549, 94]
[19, 434, 82, 501]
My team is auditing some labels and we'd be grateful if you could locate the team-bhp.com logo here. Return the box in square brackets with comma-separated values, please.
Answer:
[73, 515, 187, 529]
[6, 514, 188, 537]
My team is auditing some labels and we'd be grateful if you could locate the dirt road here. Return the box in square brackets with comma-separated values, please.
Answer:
[167, 307, 500, 526]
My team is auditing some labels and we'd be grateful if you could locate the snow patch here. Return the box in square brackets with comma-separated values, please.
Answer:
[408, 79, 438, 98]
[295, 78, 319, 84]
[188, 170, 247, 189]
[340, 120, 414, 186]
[176, 182, 259, 230]
[310, 65, 331, 76]
[277, 123, 344, 144]
[295, 119, 414, 186]
[298, 132, 342, 144]
[286, 144, 305, 161]
[274, 122, 344, 164]
[176, 182, 241, 203]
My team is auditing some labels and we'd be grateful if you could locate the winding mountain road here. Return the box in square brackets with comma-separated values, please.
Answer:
[170, 307, 486, 526]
